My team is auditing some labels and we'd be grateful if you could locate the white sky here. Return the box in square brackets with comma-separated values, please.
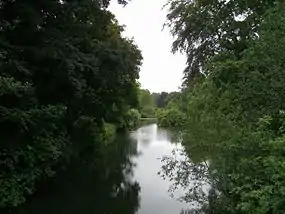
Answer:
[108, 0, 186, 93]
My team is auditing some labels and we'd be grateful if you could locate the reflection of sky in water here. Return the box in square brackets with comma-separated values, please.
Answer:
[130, 124, 189, 214]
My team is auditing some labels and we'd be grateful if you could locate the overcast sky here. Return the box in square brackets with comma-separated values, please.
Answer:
[108, 0, 186, 93]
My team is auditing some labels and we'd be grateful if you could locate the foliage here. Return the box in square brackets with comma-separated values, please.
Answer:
[138, 89, 156, 118]
[156, 107, 186, 128]
[0, 0, 142, 208]
[125, 108, 141, 129]
[139, 89, 155, 108]
[0, 77, 68, 207]
[140, 106, 156, 118]
[152, 92, 169, 108]
[153, 91, 187, 128]
[140, 90, 184, 121]
[152, 91, 181, 108]
[102, 122, 117, 144]
[165, 0, 279, 84]
[162, 2, 285, 213]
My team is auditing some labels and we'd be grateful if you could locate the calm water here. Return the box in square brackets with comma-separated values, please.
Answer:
[11, 124, 190, 214]
[131, 124, 189, 214]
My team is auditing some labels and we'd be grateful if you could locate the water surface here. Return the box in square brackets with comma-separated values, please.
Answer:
[131, 124, 189, 214]
[11, 124, 190, 214]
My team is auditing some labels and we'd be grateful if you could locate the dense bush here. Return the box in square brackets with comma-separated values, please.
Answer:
[156, 107, 186, 128]
[0, 77, 68, 207]
[140, 106, 156, 118]
[126, 109, 141, 129]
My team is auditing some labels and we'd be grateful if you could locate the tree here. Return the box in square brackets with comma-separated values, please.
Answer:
[165, 91, 180, 108]
[138, 89, 156, 118]
[151, 92, 180, 108]
[139, 89, 155, 107]
[157, 92, 169, 108]
[162, 2, 285, 213]
[165, 0, 278, 85]
[0, 0, 142, 208]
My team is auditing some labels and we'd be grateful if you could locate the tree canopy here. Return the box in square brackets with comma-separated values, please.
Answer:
[165, 0, 278, 84]
[161, 2, 285, 213]
[0, 0, 142, 208]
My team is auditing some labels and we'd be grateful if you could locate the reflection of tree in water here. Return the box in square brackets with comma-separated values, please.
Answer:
[160, 147, 217, 214]
[167, 130, 183, 143]
[10, 134, 140, 214]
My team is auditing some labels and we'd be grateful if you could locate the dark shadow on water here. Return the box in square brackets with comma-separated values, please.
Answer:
[7, 134, 140, 214]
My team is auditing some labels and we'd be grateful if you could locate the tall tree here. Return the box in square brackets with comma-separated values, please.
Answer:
[139, 89, 155, 108]
[162, 3, 285, 212]
[0, 0, 142, 208]
[165, 0, 278, 85]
